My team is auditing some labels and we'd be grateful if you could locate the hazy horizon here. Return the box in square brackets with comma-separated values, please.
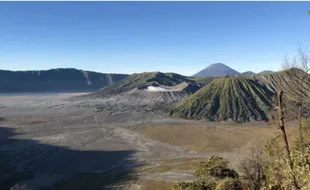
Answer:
[0, 64, 277, 76]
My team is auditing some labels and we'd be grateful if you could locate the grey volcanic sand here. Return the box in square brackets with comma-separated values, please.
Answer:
[0, 93, 213, 189]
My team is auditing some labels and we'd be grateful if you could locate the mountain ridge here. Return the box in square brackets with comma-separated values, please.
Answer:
[241, 71, 256, 76]
[0, 68, 128, 93]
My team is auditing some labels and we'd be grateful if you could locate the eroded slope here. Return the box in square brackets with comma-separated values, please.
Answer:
[170, 77, 275, 122]
[85, 72, 200, 99]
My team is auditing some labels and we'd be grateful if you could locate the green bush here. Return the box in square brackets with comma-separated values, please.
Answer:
[175, 156, 240, 190]
[194, 156, 238, 179]
[215, 178, 244, 190]
[173, 177, 217, 190]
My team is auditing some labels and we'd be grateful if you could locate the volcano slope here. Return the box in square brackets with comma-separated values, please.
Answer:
[170, 77, 275, 122]
[257, 68, 310, 102]
[72, 72, 202, 116]
[89, 72, 199, 97]
[78, 72, 201, 104]
[124, 82, 200, 103]
[255, 68, 310, 119]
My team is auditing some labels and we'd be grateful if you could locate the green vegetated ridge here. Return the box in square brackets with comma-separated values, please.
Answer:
[170, 77, 275, 122]
[0, 68, 128, 93]
[91, 72, 199, 97]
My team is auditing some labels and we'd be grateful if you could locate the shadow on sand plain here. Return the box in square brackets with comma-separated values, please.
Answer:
[0, 126, 141, 190]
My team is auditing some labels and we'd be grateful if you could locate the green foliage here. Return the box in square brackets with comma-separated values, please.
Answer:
[264, 137, 284, 158]
[194, 156, 230, 178]
[275, 147, 310, 190]
[173, 178, 217, 190]
[300, 119, 310, 144]
[175, 130, 310, 190]
[263, 127, 310, 190]
[263, 137, 289, 189]
[215, 178, 244, 190]
[292, 146, 310, 188]
[175, 156, 240, 190]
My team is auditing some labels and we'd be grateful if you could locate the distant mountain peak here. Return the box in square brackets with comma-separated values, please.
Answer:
[241, 71, 256, 76]
[208, 63, 225, 66]
[193, 63, 240, 77]
[258, 70, 274, 75]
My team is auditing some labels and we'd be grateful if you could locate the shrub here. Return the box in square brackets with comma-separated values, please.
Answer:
[215, 178, 244, 190]
[173, 177, 217, 190]
[194, 156, 238, 179]
[231, 139, 266, 190]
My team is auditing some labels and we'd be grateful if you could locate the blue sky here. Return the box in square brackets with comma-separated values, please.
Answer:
[0, 2, 309, 76]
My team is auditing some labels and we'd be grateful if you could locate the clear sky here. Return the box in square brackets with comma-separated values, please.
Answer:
[0, 2, 309, 76]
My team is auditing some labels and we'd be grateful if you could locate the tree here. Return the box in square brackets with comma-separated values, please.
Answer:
[263, 84, 310, 189]
[174, 156, 240, 190]
[231, 139, 266, 190]
[276, 91, 300, 189]
[194, 156, 238, 179]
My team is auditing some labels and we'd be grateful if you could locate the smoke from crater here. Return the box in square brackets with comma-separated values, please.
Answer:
[146, 86, 169, 92]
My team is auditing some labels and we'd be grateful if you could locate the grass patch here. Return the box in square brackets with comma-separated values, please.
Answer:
[133, 179, 175, 190]
[155, 157, 205, 164]
[137, 158, 203, 174]
[132, 124, 278, 152]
